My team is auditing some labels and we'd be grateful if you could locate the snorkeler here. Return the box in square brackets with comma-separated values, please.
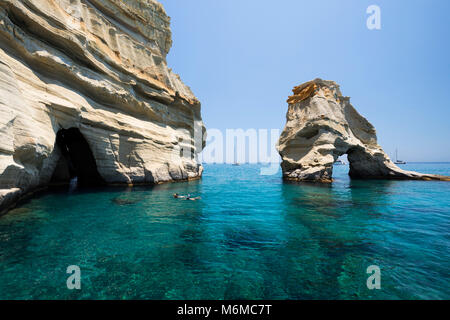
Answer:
[186, 194, 201, 201]
[174, 193, 201, 200]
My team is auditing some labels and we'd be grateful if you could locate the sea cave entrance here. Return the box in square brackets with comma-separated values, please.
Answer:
[51, 128, 105, 187]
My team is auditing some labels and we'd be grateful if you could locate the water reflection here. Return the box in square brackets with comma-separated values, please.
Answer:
[279, 177, 395, 299]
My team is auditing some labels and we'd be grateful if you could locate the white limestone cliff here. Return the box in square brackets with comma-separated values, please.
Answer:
[277, 79, 450, 182]
[0, 0, 205, 213]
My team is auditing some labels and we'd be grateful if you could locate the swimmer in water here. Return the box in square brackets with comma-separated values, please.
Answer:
[174, 193, 201, 201]
[186, 194, 201, 201]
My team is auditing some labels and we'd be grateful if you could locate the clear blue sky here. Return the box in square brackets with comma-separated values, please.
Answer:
[160, 0, 450, 162]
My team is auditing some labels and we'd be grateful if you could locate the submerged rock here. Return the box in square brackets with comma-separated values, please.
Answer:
[111, 198, 139, 206]
[277, 79, 450, 182]
[0, 0, 205, 213]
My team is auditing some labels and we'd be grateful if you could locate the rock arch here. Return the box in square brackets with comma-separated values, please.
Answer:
[277, 79, 450, 182]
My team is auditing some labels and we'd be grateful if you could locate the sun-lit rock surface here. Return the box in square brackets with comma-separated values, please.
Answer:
[278, 79, 450, 182]
[0, 0, 205, 213]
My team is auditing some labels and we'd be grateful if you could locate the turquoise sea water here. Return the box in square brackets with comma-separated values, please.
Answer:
[0, 163, 449, 300]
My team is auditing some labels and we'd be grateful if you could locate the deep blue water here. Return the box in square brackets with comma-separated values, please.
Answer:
[0, 163, 449, 300]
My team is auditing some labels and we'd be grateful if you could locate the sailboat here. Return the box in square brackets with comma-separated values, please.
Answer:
[334, 159, 347, 165]
[232, 143, 240, 166]
[394, 149, 406, 165]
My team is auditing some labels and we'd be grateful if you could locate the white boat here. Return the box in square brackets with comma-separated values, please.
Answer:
[334, 159, 347, 165]
[394, 149, 406, 165]
[233, 144, 240, 166]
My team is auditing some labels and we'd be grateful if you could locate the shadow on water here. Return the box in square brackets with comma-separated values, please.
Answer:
[347, 179, 398, 214]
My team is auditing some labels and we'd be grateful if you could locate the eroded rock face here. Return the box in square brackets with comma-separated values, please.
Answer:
[0, 0, 205, 213]
[278, 79, 449, 182]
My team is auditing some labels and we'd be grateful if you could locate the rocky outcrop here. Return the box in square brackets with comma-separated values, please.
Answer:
[0, 0, 205, 213]
[278, 79, 450, 182]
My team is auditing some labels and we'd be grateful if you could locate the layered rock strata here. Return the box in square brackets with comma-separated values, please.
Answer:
[0, 0, 205, 213]
[278, 79, 450, 182]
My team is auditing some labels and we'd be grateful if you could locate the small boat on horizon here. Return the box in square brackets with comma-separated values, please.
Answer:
[232, 144, 240, 166]
[334, 159, 347, 165]
[394, 149, 407, 165]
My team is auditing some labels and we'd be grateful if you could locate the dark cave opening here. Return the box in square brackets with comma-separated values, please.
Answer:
[51, 128, 105, 187]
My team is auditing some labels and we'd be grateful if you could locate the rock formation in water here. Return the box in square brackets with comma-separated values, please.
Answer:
[277, 79, 450, 182]
[0, 0, 205, 213]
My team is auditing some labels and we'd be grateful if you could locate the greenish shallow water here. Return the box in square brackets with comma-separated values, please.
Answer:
[0, 163, 449, 300]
